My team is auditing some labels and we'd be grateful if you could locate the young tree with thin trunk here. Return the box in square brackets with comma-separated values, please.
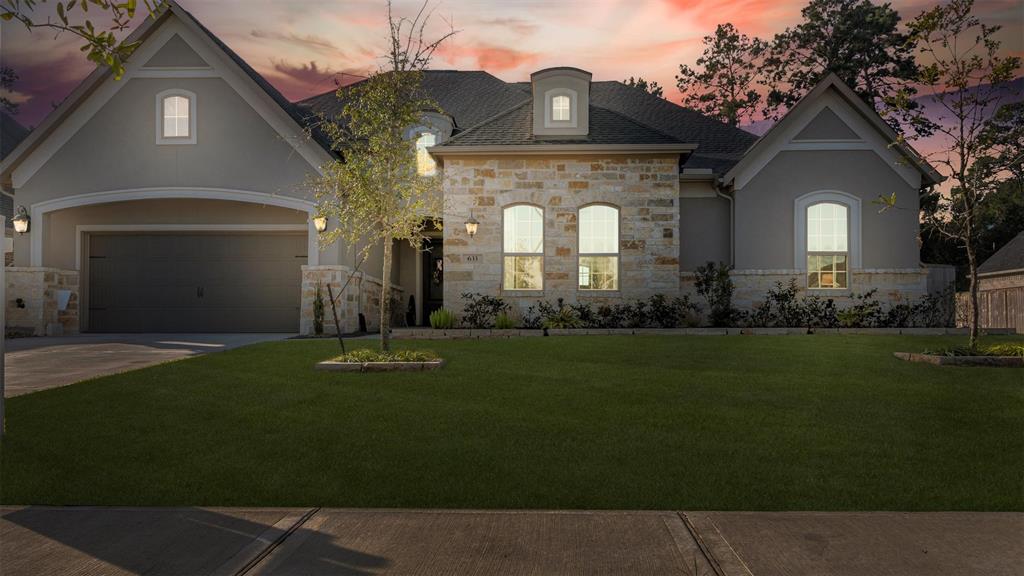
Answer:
[311, 1, 453, 353]
[883, 0, 1020, 349]
[676, 23, 767, 127]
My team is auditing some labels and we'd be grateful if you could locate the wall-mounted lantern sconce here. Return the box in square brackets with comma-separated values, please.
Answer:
[464, 212, 479, 238]
[12, 206, 29, 235]
[312, 215, 328, 233]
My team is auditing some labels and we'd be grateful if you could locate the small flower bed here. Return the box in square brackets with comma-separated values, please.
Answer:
[923, 343, 1024, 358]
[331, 349, 440, 363]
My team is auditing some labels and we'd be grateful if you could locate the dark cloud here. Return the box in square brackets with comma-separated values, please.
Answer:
[265, 59, 366, 100]
[4, 52, 89, 128]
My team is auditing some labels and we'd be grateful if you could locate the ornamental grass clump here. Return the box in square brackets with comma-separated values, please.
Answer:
[332, 349, 439, 363]
[429, 308, 455, 329]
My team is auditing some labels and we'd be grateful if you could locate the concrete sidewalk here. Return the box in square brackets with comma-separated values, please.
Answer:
[1, 507, 1020, 576]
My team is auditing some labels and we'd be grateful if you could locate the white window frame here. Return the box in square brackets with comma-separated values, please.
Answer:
[156, 89, 197, 145]
[543, 88, 577, 128]
[794, 190, 861, 288]
[502, 203, 545, 291]
[578, 203, 620, 292]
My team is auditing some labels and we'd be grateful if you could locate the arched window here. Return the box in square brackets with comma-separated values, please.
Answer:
[503, 204, 544, 290]
[806, 202, 848, 289]
[415, 132, 437, 176]
[578, 204, 619, 290]
[156, 89, 196, 145]
[552, 95, 571, 122]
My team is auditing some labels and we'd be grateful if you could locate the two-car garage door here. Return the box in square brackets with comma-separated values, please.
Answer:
[87, 232, 307, 332]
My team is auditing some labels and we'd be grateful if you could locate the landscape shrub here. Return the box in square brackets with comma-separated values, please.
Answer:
[541, 299, 583, 329]
[460, 292, 510, 328]
[494, 311, 516, 329]
[694, 261, 740, 327]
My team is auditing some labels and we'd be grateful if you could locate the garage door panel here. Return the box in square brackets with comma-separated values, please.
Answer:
[88, 232, 306, 332]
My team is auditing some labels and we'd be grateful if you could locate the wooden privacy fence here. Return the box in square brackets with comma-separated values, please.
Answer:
[957, 281, 1024, 333]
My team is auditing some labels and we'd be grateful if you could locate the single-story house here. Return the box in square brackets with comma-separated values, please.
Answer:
[0, 1, 946, 336]
[959, 232, 1024, 332]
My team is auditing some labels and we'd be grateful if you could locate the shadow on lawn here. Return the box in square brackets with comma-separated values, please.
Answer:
[0, 506, 387, 576]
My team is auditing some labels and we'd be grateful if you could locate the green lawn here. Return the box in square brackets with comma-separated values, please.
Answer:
[2, 335, 1022, 510]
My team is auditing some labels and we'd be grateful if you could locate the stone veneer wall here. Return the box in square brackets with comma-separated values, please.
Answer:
[680, 268, 931, 311]
[300, 265, 405, 336]
[6, 267, 79, 336]
[442, 156, 680, 318]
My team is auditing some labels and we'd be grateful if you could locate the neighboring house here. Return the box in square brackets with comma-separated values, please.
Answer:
[0, 1, 943, 336]
[959, 232, 1024, 332]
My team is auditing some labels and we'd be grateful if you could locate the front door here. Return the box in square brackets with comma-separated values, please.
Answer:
[421, 238, 444, 325]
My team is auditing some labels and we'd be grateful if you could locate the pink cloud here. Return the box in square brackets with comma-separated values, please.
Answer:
[437, 42, 540, 72]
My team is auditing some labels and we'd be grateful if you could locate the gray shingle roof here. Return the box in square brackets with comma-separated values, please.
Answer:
[439, 101, 685, 146]
[299, 72, 755, 171]
[587, 82, 757, 172]
[978, 232, 1024, 275]
[300, 71, 531, 131]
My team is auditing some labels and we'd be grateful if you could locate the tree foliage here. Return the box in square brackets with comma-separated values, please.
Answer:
[623, 76, 663, 98]
[676, 23, 766, 127]
[310, 1, 454, 352]
[885, 0, 1021, 348]
[0, 66, 17, 114]
[1, 0, 162, 79]
[763, 0, 923, 131]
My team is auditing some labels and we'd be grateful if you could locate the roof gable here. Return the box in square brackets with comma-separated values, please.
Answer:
[143, 33, 208, 68]
[793, 107, 860, 141]
[1, 0, 333, 190]
[724, 73, 941, 189]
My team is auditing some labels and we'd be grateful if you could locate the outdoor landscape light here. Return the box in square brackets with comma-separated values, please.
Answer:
[464, 213, 479, 238]
[313, 215, 328, 233]
[12, 206, 29, 235]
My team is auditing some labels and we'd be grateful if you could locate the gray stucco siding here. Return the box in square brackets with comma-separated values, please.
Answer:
[734, 149, 921, 271]
[16, 77, 317, 203]
[679, 195, 730, 271]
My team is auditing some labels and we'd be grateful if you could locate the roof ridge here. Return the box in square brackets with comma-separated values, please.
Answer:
[439, 99, 532, 145]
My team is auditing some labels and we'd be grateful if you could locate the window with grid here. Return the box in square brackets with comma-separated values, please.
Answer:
[162, 95, 190, 138]
[503, 205, 544, 290]
[578, 205, 619, 290]
[806, 202, 848, 289]
[552, 95, 571, 121]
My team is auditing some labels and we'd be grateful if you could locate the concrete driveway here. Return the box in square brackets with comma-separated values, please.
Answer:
[3, 333, 292, 397]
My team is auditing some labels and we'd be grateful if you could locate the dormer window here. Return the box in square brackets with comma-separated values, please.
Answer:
[531, 68, 591, 136]
[552, 95, 571, 121]
[156, 89, 196, 145]
[543, 88, 577, 128]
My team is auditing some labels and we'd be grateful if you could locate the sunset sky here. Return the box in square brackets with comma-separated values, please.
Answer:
[1, 0, 1021, 129]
